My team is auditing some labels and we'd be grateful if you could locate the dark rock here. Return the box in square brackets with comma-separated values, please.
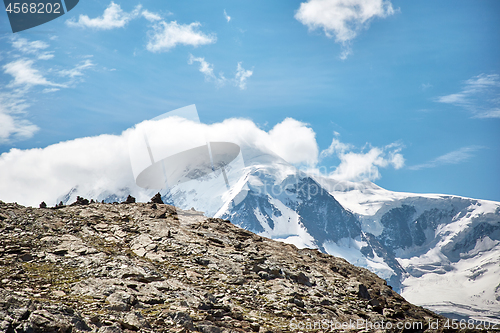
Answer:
[123, 195, 136, 204]
[198, 302, 213, 310]
[150, 193, 163, 204]
[20, 253, 33, 262]
[358, 284, 371, 299]
[290, 272, 311, 286]
[195, 257, 210, 266]
[204, 293, 217, 303]
[288, 297, 304, 308]
[320, 299, 333, 306]
[71, 196, 89, 206]
[28, 310, 72, 333]
[171, 311, 194, 330]
[331, 263, 349, 278]
[250, 322, 260, 332]
[231, 311, 243, 320]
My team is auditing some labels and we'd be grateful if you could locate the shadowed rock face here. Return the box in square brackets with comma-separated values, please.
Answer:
[286, 177, 362, 247]
[0, 201, 486, 333]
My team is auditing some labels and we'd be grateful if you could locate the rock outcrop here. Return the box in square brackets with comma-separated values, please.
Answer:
[0, 200, 490, 332]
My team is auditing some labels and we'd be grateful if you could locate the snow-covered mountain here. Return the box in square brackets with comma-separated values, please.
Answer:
[319, 180, 500, 322]
[59, 146, 500, 322]
[159, 147, 500, 322]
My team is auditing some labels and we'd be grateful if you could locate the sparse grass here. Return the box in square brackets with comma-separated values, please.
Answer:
[21, 261, 82, 288]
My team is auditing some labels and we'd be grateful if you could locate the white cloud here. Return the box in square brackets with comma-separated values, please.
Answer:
[141, 9, 162, 22]
[38, 52, 55, 60]
[0, 90, 39, 143]
[3, 59, 63, 88]
[66, 2, 142, 29]
[10, 37, 54, 60]
[0, 114, 408, 205]
[188, 54, 226, 86]
[0, 112, 39, 143]
[65, 3, 213, 52]
[147, 21, 216, 52]
[11, 38, 49, 54]
[0, 134, 133, 206]
[295, 0, 395, 59]
[224, 10, 231, 22]
[188, 55, 253, 90]
[267, 118, 319, 166]
[59, 59, 94, 78]
[42, 88, 60, 93]
[473, 109, 500, 119]
[319, 136, 353, 158]
[235, 62, 253, 90]
[320, 136, 404, 181]
[408, 146, 483, 171]
[0, 117, 320, 206]
[437, 73, 500, 119]
[0, 59, 57, 143]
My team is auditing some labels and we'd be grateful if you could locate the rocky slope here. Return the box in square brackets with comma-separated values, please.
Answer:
[0, 200, 493, 333]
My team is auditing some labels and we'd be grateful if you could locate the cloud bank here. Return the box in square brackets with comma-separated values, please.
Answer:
[295, 0, 395, 59]
[0, 116, 404, 206]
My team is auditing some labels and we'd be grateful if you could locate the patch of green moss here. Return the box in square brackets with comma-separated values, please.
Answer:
[81, 235, 125, 255]
[21, 261, 82, 289]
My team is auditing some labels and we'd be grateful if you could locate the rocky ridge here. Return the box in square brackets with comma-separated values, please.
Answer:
[0, 200, 491, 332]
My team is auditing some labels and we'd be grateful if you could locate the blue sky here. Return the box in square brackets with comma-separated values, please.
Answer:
[1, 0, 499, 202]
